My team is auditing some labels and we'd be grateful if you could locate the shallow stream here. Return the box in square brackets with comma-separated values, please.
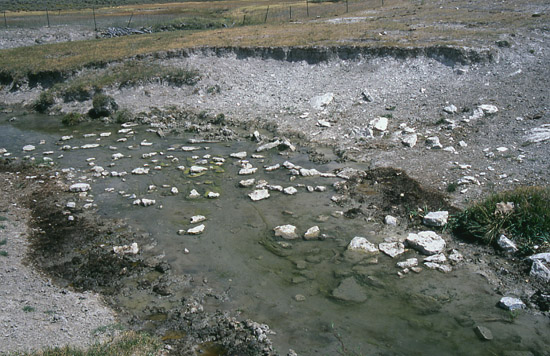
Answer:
[1, 112, 548, 355]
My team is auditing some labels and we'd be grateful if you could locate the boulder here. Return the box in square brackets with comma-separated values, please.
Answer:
[249, 189, 270, 201]
[348, 237, 379, 254]
[424, 253, 447, 263]
[206, 192, 220, 199]
[274, 225, 299, 240]
[370, 117, 388, 132]
[423, 211, 449, 227]
[332, 277, 367, 303]
[425, 136, 443, 149]
[406, 231, 446, 255]
[397, 258, 418, 269]
[384, 215, 398, 226]
[401, 133, 418, 148]
[498, 297, 525, 311]
[299, 168, 321, 177]
[379, 242, 405, 258]
[443, 105, 458, 114]
[528, 253, 550, 264]
[479, 104, 498, 115]
[448, 249, 464, 264]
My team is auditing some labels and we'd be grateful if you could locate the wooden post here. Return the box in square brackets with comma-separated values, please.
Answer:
[306, 0, 309, 17]
[46, 8, 50, 27]
[127, 12, 133, 27]
[3, 11, 7, 28]
[289, 6, 292, 20]
[346, 0, 349, 13]
[92, 6, 97, 31]
[264, 6, 269, 23]
[242, 14, 246, 25]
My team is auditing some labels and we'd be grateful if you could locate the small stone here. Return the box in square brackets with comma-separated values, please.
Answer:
[131, 167, 149, 175]
[443, 105, 458, 114]
[348, 237, 379, 254]
[310, 93, 334, 110]
[239, 167, 257, 175]
[401, 133, 418, 147]
[423, 211, 449, 227]
[397, 258, 418, 269]
[249, 189, 270, 201]
[426, 136, 443, 149]
[190, 166, 208, 174]
[274, 225, 299, 239]
[69, 183, 91, 192]
[206, 192, 220, 199]
[530, 260, 550, 282]
[190, 215, 206, 224]
[317, 120, 331, 128]
[300, 168, 321, 177]
[424, 253, 447, 263]
[497, 235, 518, 253]
[283, 187, 298, 195]
[448, 249, 464, 264]
[187, 224, 205, 235]
[498, 297, 526, 311]
[304, 226, 320, 240]
[265, 164, 280, 172]
[171, 187, 179, 195]
[384, 215, 398, 226]
[22, 145, 36, 151]
[370, 117, 388, 132]
[188, 189, 201, 199]
[230, 151, 247, 159]
[406, 231, 446, 255]
[479, 104, 498, 115]
[113, 242, 139, 255]
[294, 294, 306, 302]
[379, 242, 405, 258]
[474, 325, 493, 341]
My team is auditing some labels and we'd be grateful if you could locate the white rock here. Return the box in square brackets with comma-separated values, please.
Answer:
[61, 136, 73, 141]
[113, 242, 139, 255]
[397, 258, 418, 269]
[206, 192, 220, 199]
[188, 189, 201, 199]
[256, 141, 280, 152]
[457, 176, 480, 185]
[479, 104, 498, 114]
[379, 242, 405, 258]
[131, 167, 149, 175]
[22, 145, 36, 151]
[443, 105, 458, 114]
[498, 297, 526, 311]
[190, 166, 208, 174]
[69, 183, 91, 192]
[230, 151, 247, 159]
[274, 225, 299, 239]
[190, 215, 206, 224]
[370, 117, 388, 131]
[524, 125, 550, 144]
[90, 166, 104, 173]
[239, 167, 257, 175]
[448, 249, 464, 264]
[496, 146, 509, 152]
[300, 168, 321, 177]
[424, 253, 447, 263]
[315, 186, 327, 192]
[310, 93, 334, 110]
[528, 253, 550, 263]
[267, 185, 283, 192]
[112, 153, 124, 160]
[81, 144, 100, 149]
[406, 231, 446, 255]
[249, 189, 270, 201]
[304, 226, 320, 240]
[317, 120, 331, 128]
[265, 164, 280, 172]
[401, 133, 418, 148]
[347, 237, 379, 254]
[187, 224, 205, 235]
[66, 202, 76, 208]
[100, 132, 111, 137]
[239, 179, 256, 187]
[171, 187, 179, 195]
[530, 260, 550, 282]
[425, 136, 443, 149]
[283, 187, 298, 195]
[384, 215, 398, 226]
[423, 211, 449, 227]
[497, 235, 518, 253]
[133, 198, 156, 207]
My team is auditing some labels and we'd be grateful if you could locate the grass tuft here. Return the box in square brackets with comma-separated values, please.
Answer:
[451, 186, 550, 254]
[0, 250, 8, 257]
[16, 331, 162, 356]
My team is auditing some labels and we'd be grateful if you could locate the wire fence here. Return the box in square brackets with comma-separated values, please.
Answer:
[1, 0, 392, 30]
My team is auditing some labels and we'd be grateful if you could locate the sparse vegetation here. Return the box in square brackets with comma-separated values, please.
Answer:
[15, 331, 162, 356]
[22, 306, 35, 312]
[446, 182, 457, 193]
[0, 238, 7, 245]
[451, 186, 550, 254]
[33, 91, 56, 113]
[0, 250, 8, 256]
[61, 112, 83, 126]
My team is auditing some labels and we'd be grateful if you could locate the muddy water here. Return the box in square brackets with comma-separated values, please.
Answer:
[1, 112, 548, 355]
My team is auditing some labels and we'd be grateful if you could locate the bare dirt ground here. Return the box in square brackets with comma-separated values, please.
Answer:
[0, 170, 118, 353]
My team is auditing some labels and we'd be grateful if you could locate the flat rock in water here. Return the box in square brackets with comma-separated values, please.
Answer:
[332, 277, 367, 303]
[69, 183, 91, 192]
[187, 224, 205, 235]
[188, 189, 201, 199]
[190, 215, 206, 224]
[239, 167, 257, 175]
[474, 325, 493, 341]
[283, 186, 298, 195]
[132, 167, 149, 175]
[304, 226, 320, 240]
[498, 297, 526, 311]
[379, 242, 405, 258]
[249, 189, 270, 201]
[22, 145, 35, 151]
[348, 237, 379, 254]
[274, 225, 298, 239]
[230, 151, 247, 159]
[190, 166, 208, 173]
[240, 179, 256, 187]
[423, 211, 449, 227]
[406, 231, 446, 255]
[397, 258, 418, 269]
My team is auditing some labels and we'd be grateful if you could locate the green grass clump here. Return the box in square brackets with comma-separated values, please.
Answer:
[0, 250, 8, 257]
[22, 306, 36, 312]
[451, 186, 550, 254]
[33, 91, 56, 113]
[0, 238, 7, 245]
[61, 112, 83, 126]
[17, 331, 162, 356]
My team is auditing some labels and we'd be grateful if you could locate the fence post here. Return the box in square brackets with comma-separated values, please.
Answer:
[289, 6, 292, 20]
[46, 8, 50, 27]
[3, 11, 7, 28]
[92, 6, 97, 31]
[346, 0, 349, 13]
[127, 12, 133, 27]
[242, 14, 246, 25]
[264, 6, 269, 23]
